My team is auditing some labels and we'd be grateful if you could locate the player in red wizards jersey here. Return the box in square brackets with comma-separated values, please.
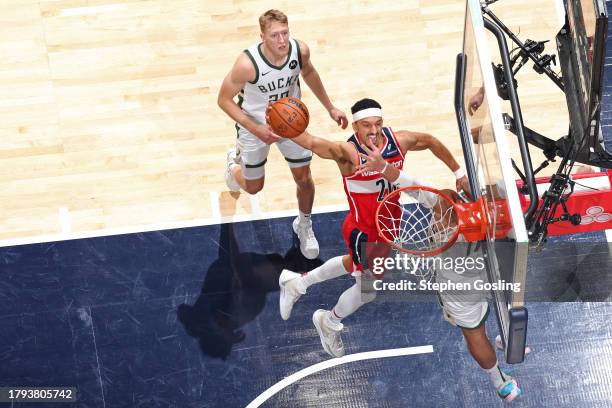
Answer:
[278, 98, 469, 358]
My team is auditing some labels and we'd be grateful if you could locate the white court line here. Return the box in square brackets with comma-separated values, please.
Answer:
[58, 207, 71, 233]
[209, 191, 220, 220]
[2, 195, 608, 249]
[0, 201, 349, 248]
[606, 230, 612, 261]
[249, 194, 262, 217]
[246, 345, 434, 408]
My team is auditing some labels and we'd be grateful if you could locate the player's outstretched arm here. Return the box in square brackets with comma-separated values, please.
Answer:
[292, 132, 348, 162]
[217, 53, 281, 144]
[297, 40, 348, 129]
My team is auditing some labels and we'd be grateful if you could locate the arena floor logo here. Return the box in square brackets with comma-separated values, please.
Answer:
[580, 206, 612, 225]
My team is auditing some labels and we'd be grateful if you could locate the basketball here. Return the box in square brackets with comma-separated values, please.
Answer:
[267, 97, 309, 138]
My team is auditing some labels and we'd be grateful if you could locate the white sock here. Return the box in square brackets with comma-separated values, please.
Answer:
[298, 211, 311, 225]
[327, 309, 343, 326]
[299, 256, 347, 292]
[332, 275, 376, 321]
[484, 362, 509, 389]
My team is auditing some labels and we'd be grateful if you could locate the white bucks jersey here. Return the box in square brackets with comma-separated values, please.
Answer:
[238, 38, 302, 128]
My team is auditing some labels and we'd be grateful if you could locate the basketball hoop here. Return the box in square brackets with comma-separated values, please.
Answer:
[375, 186, 511, 256]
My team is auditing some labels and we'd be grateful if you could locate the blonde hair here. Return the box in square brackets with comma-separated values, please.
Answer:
[259, 9, 288, 32]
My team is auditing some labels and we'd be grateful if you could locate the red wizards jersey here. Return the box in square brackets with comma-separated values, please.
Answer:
[342, 127, 405, 234]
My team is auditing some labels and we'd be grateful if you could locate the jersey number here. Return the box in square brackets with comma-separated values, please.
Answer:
[376, 179, 397, 202]
[269, 91, 289, 102]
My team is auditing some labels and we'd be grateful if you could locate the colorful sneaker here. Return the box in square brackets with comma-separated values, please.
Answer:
[497, 378, 522, 403]
[293, 217, 319, 259]
[312, 309, 344, 358]
[279, 269, 305, 320]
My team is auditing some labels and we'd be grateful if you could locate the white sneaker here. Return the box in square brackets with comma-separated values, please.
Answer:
[279, 269, 305, 320]
[293, 217, 319, 259]
[312, 309, 344, 357]
[225, 149, 240, 192]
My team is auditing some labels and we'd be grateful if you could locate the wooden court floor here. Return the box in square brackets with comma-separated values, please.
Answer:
[0, 0, 567, 243]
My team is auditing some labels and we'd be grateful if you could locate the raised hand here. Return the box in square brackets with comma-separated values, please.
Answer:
[456, 176, 472, 200]
[253, 123, 282, 144]
[256, 104, 281, 144]
[329, 107, 348, 129]
[356, 138, 386, 175]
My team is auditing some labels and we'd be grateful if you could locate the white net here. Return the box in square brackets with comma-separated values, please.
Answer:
[377, 187, 460, 256]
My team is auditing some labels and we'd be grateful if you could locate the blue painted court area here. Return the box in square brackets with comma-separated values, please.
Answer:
[1, 212, 611, 407]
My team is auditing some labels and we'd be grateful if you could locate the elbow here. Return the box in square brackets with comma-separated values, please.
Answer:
[217, 93, 224, 110]
[431, 135, 446, 150]
[217, 89, 230, 111]
[420, 133, 437, 149]
[217, 95, 233, 115]
[424, 134, 446, 155]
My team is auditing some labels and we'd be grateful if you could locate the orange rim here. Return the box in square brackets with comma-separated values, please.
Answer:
[375, 186, 463, 257]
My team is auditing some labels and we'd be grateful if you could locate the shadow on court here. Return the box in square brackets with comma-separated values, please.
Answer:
[177, 222, 323, 359]
[527, 236, 612, 302]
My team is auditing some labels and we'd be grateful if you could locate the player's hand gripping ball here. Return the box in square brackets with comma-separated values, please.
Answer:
[267, 97, 309, 138]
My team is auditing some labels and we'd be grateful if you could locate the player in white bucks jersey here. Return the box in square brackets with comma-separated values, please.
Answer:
[218, 9, 348, 259]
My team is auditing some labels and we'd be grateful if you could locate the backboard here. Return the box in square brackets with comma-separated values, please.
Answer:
[457, 0, 530, 364]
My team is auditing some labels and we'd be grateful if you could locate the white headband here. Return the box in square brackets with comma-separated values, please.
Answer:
[352, 107, 383, 122]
